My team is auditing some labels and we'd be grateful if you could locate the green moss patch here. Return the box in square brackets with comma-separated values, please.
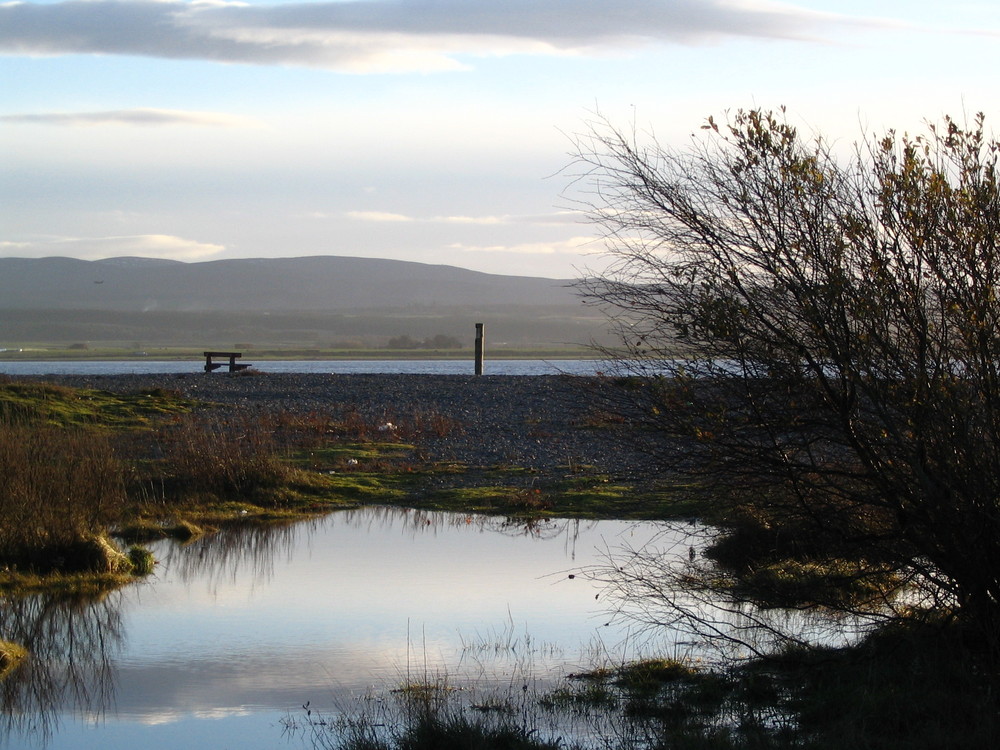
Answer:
[307, 471, 413, 504]
[376, 473, 705, 520]
[0, 570, 140, 597]
[0, 381, 196, 428]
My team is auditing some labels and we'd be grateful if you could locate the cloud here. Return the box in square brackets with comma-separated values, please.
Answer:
[0, 235, 225, 260]
[434, 215, 506, 225]
[512, 211, 586, 226]
[346, 210, 583, 225]
[449, 236, 598, 255]
[130, 706, 252, 727]
[0, 107, 255, 127]
[0, 0, 875, 73]
[345, 210, 415, 223]
[436, 211, 586, 226]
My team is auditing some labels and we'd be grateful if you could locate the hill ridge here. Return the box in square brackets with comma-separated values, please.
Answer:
[0, 255, 579, 312]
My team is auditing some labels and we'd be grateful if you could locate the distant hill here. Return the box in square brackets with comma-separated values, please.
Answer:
[0, 256, 609, 349]
[0, 256, 580, 312]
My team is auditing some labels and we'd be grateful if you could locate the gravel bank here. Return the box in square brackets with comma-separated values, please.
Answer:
[19, 372, 647, 480]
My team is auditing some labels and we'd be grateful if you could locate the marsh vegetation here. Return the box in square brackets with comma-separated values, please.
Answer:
[1, 348, 998, 748]
[0, 376, 662, 588]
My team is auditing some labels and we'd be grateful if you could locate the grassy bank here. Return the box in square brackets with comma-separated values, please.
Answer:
[3, 378, 997, 746]
[0, 377, 674, 590]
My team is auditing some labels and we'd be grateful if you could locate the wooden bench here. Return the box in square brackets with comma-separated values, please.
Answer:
[204, 351, 252, 373]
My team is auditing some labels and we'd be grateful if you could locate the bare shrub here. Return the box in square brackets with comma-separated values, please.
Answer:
[573, 108, 1000, 647]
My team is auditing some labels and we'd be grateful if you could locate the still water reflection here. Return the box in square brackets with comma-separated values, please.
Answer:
[0, 508, 680, 750]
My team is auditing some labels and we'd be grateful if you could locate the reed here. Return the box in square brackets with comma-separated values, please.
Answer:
[0, 419, 129, 571]
[310, 677, 566, 750]
[152, 413, 292, 501]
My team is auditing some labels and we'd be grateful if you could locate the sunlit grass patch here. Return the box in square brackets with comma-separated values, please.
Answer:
[423, 482, 558, 514]
[390, 679, 459, 701]
[310, 471, 412, 504]
[415, 485, 547, 515]
[414, 474, 703, 520]
[173, 498, 320, 524]
[117, 517, 209, 544]
[126, 545, 156, 576]
[0, 569, 139, 597]
[119, 474, 379, 540]
[544, 477, 633, 517]
[0, 640, 27, 680]
[0, 380, 195, 428]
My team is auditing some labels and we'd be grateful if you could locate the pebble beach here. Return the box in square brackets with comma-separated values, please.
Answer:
[19, 372, 647, 482]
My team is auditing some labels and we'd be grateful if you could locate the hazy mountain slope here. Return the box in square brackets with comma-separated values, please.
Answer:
[0, 256, 607, 348]
[0, 256, 580, 312]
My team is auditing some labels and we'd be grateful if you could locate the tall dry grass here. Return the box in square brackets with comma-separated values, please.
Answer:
[153, 413, 291, 500]
[0, 420, 128, 570]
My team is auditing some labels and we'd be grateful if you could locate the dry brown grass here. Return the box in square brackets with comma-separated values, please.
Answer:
[0, 419, 128, 570]
[148, 412, 292, 501]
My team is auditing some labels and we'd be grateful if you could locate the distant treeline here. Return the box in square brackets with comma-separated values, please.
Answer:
[0, 307, 613, 351]
[385, 334, 462, 350]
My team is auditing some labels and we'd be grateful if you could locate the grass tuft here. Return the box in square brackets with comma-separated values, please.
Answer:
[127, 545, 156, 576]
[0, 640, 27, 680]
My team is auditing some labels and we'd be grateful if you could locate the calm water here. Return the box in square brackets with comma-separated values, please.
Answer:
[0, 359, 605, 377]
[0, 508, 685, 750]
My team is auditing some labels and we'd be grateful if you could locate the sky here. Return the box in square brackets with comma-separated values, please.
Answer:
[2, 1, 999, 279]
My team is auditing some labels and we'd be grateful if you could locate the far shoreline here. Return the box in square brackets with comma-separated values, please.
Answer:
[0, 348, 598, 363]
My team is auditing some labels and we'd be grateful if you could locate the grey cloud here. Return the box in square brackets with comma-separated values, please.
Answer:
[0, 108, 251, 126]
[0, 0, 861, 70]
[205, 0, 824, 45]
[0, 1, 301, 64]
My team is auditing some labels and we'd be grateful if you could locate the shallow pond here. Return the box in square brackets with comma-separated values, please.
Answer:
[0, 508, 690, 749]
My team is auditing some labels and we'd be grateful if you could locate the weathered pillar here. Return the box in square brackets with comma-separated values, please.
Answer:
[474, 322, 485, 376]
